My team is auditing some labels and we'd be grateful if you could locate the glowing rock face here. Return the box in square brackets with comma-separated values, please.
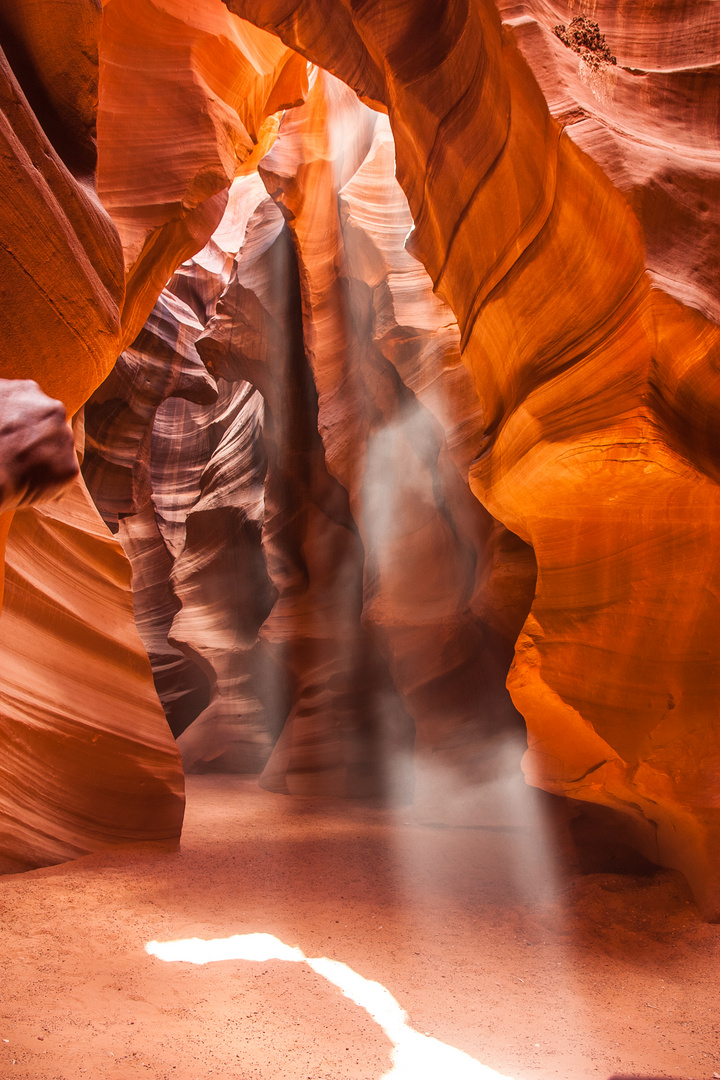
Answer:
[191, 182, 417, 795]
[0, 1, 123, 417]
[98, 0, 308, 349]
[0, 1, 152, 866]
[85, 88, 534, 801]
[221, 0, 720, 915]
[0, 477, 184, 872]
[0, 0, 306, 866]
[242, 71, 536, 804]
[0, 0, 719, 916]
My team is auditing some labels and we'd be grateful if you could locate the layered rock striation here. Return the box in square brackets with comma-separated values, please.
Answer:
[217, 0, 720, 914]
[98, 0, 309, 349]
[0, 477, 184, 872]
[247, 70, 536, 812]
[1, 0, 720, 916]
[85, 83, 535, 805]
[0, 0, 307, 867]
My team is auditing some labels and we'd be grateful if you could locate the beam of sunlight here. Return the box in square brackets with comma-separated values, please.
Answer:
[146, 933, 304, 965]
[145, 933, 515, 1080]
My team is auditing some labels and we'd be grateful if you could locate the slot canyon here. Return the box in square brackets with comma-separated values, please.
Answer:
[0, 1, 719, 1077]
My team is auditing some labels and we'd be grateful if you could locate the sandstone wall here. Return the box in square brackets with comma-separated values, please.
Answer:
[1, 0, 719, 915]
[219, 0, 720, 915]
[0, 0, 306, 865]
[84, 79, 536, 811]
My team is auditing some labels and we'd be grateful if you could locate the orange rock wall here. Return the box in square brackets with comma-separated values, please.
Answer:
[251, 70, 536, 812]
[0, 479, 184, 871]
[0, 0, 307, 867]
[98, 0, 308, 348]
[219, 0, 720, 915]
[0, 1, 123, 416]
[194, 185, 415, 796]
[85, 100, 533, 804]
[1, 0, 720, 916]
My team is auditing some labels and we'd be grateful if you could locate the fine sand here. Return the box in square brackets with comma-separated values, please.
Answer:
[1, 775, 718, 1080]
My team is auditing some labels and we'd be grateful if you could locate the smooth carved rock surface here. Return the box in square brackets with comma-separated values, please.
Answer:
[0, 0, 307, 870]
[218, 0, 720, 915]
[84, 72, 534, 805]
[86, 175, 417, 795]
[82, 287, 222, 739]
[196, 179, 417, 797]
[0, 1, 173, 868]
[0, 381, 79, 518]
[159, 382, 279, 775]
[500, 0, 720, 324]
[0, 1, 124, 418]
[2, 0, 720, 916]
[83, 182, 278, 764]
[0, 476, 184, 873]
[98, 0, 308, 350]
[248, 70, 536, 811]
[83, 189, 272, 771]
[226, 0, 720, 915]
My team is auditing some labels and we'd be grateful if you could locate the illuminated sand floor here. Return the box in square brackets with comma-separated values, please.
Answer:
[1, 776, 718, 1080]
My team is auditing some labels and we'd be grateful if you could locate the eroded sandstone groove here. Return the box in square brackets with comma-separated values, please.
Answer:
[0, 0, 719, 915]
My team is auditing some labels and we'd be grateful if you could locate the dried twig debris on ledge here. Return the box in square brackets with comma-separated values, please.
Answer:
[554, 15, 617, 69]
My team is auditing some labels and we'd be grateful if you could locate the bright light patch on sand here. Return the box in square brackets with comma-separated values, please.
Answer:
[146, 933, 515, 1080]
[146, 932, 304, 965]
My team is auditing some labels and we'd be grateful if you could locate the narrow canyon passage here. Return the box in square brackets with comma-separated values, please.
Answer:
[3, 3, 720, 1079]
[1, 777, 718, 1080]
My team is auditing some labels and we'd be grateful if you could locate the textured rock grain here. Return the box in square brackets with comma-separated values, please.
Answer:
[84, 77, 535, 805]
[0, 0, 306, 870]
[98, 0, 308, 347]
[1, 0, 720, 915]
[221, 0, 720, 914]
[0, 478, 184, 872]
[250, 69, 536, 812]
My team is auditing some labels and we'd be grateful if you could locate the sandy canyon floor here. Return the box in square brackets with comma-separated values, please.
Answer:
[1, 775, 719, 1080]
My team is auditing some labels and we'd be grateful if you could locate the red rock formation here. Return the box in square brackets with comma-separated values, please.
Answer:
[81, 178, 280, 763]
[247, 69, 536, 814]
[0, 476, 184, 873]
[160, 381, 278, 774]
[82, 288, 223, 738]
[0, 0, 307, 869]
[197, 183, 417, 796]
[499, 1, 720, 323]
[86, 70, 531, 805]
[0, 1, 123, 415]
[0, 381, 79, 515]
[220, 0, 720, 915]
[2, 0, 720, 918]
[98, 0, 308, 348]
[0, 379, 80, 621]
[0, 1, 180, 867]
[85, 173, 417, 795]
